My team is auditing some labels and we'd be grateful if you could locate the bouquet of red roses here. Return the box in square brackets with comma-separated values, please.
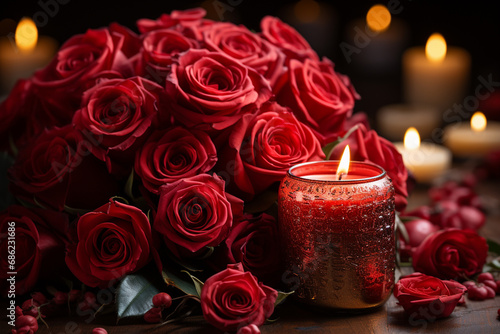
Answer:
[0, 8, 411, 333]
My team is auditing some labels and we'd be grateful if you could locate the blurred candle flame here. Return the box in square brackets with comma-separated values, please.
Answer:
[404, 127, 420, 150]
[471, 111, 487, 132]
[425, 33, 447, 63]
[336, 145, 350, 179]
[366, 4, 391, 32]
[15, 17, 38, 53]
[294, 0, 320, 23]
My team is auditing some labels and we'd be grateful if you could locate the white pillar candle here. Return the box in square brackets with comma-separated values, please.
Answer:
[403, 33, 470, 111]
[377, 104, 441, 141]
[394, 127, 452, 183]
[444, 112, 500, 157]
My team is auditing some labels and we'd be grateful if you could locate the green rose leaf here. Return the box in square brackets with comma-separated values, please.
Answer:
[116, 274, 160, 322]
[162, 268, 198, 297]
[274, 290, 294, 307]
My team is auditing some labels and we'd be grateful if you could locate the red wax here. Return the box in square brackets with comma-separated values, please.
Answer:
[278, 161, 395, 310]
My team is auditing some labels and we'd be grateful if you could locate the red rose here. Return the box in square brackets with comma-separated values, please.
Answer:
[65, 199, 159, 288]
[274, 58, 359, 144]
[8, 125, 118, 211]
[0, 79, 76, 153]
[260, 16, 318, 62]
[109, 23, 142, 59]
[165, 49, 272, 132]
[137, 29, 199, 85]
[394, 273, 466, 319]
[32, 28, 133, 116]
[154, 174, 243, 257]
[218, 102, 324, 200]
[203, 22, 285, 88]
[137, 8, 208, 34]
[329, 124, 409, 212]
[201, 263, 277, 332]
[73, 76, 164, 174]
[0, 206, 67, 296]
[221, 213, 282, 285]
[135, 127, 217, 194]
[412, 229, 488, 280]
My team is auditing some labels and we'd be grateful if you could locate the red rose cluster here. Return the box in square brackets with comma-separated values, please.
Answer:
[0, 7, 410, 332]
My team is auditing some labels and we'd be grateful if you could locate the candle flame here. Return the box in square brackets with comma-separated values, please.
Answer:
[404, 127, 420, 150]
[366, 4, 391, 33]
[336, 145, 350, 180]
[425, 33, 447, 63]
[471, 111, 487, 132]
[15, 17, 38, 53]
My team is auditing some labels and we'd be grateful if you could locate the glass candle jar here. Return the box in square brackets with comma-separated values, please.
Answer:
[278, 160, 395, 311]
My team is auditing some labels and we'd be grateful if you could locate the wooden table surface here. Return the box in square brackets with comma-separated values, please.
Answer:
[2, 173, 500, 334]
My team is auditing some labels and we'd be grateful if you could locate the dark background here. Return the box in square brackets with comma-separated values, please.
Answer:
[1, 0, 499, 118]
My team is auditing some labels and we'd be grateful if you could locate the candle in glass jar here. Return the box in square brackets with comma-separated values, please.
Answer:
[278, 147, 395, 311]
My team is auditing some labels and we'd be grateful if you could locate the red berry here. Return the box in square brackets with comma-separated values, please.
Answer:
[468, 284, 488, 300]
[53, 291, 68, 305]
[478, 272, 495, 283]
[483, 280, 498, 293]
[485, 286, 496, 299]
[462, 280, 476, 289]
[92, 328, 108, 334]
[497, 308, 500, 316]
[144, 307, 162, 323]
[152, 292, 172, 308]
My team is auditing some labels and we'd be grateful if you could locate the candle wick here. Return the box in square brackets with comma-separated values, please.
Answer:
[338, 172, 345, 181]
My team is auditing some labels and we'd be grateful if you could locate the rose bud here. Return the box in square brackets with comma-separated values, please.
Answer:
[152, 293, 172, 308]
[92, 328, 108, 334]
[53, 291, 68, 305]
[15, 315, 38, 334]
[144, 307, 162, 323]
[477, 272, 495, 283]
